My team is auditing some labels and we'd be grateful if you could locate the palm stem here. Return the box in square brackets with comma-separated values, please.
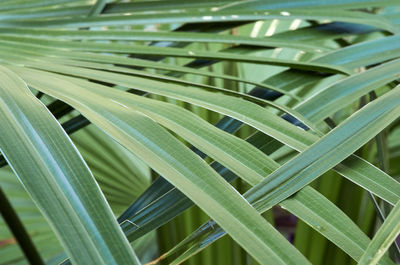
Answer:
[0, 187, 45, 265]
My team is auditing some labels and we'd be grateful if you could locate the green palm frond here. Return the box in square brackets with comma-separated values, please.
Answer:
[1, 1, 400, 265]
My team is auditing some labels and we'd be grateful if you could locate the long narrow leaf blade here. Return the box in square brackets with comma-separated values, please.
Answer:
[14, 66, 311, 265]
[0, 66, 140, 265]
[358, 201, 400, 265]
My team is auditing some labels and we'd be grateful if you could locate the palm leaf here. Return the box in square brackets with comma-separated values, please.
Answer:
[1, 1, 400, 265]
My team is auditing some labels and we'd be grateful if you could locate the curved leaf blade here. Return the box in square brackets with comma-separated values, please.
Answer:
[14, 66, 312, 265]
[0, 66, 140, 265]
